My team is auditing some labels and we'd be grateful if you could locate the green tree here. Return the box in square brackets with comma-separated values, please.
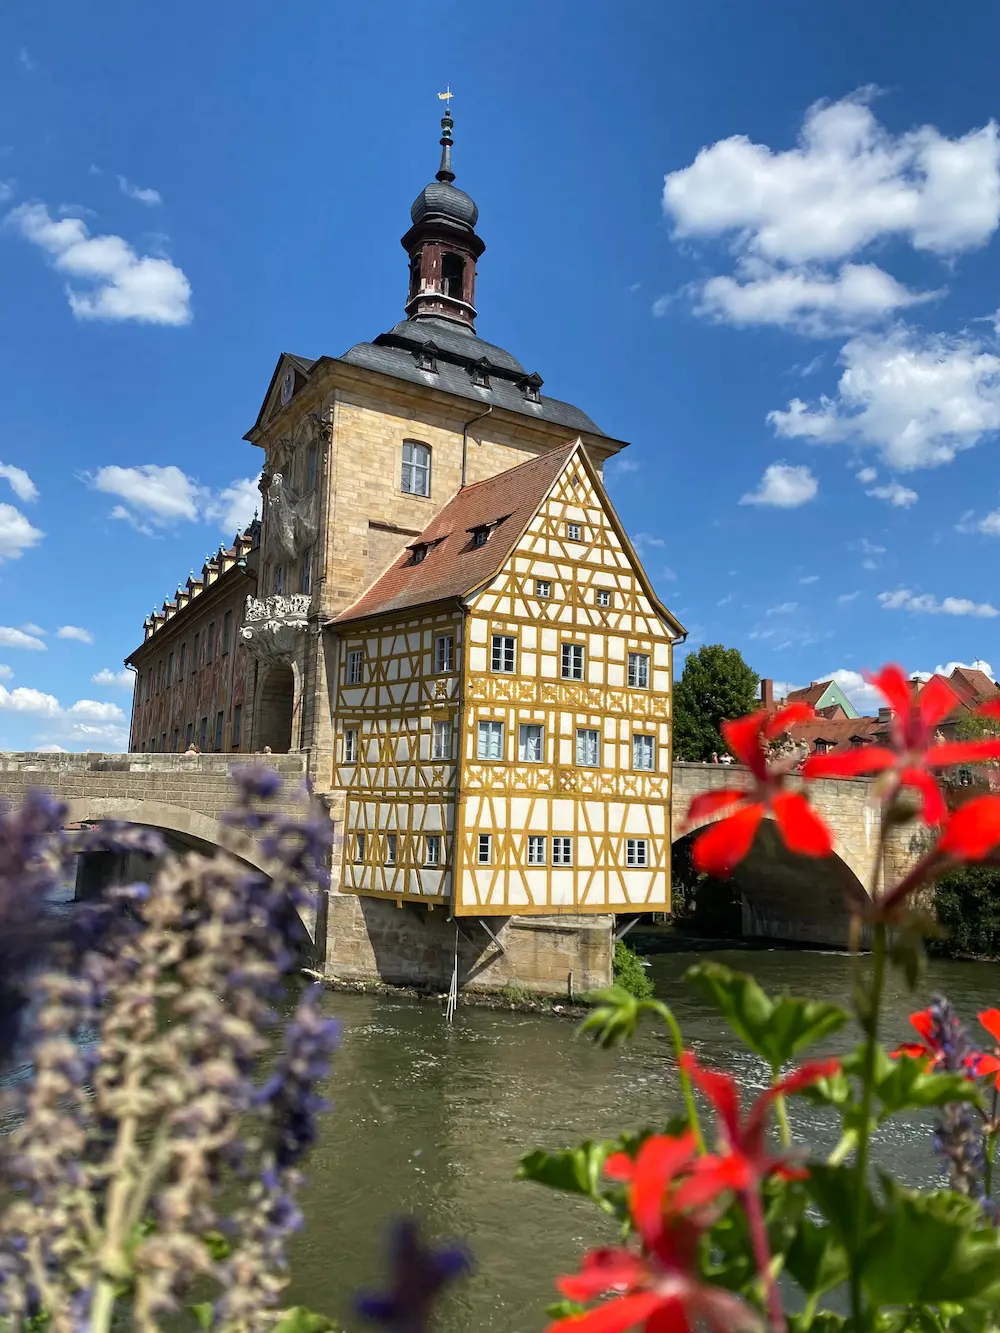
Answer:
[933, 863, 1000, 957]
[673, 644, 759, 761]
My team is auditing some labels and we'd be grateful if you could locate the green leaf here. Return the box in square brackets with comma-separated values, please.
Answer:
[862, 1180, 1000, 1306]
[578, 987, 644, 1047]
[272, 1309, 337, 1333]
[684, 962, 848, 1069]
[545, 1300, 585, 1321]
[784, 1218, 850, 1299]
[804, 1163, 879, 1258]
[189, 1304, 213, 1330]
[517, 1141, 620, 1212]
[201, 1228, 232, 1261]
[872, 1052, 983, 1122]
[788, 1315, 845, 1333]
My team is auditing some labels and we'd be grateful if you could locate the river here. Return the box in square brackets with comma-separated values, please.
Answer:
[286, 947, 1000, 1332]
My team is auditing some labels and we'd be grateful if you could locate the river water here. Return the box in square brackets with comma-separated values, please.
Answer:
[287, 948, 1000, 1333]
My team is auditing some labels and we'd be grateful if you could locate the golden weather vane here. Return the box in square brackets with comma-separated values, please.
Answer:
[437, 86, 454, 114]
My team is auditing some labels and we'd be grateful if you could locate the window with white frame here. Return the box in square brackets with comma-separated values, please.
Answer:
[354, 833, 365, 863]
[562, 643, 585, 680]
[628, 652, 650, 689]
[386, 834, 397, 865]
[527, 835, 546, 865]
[432, 719, 452, 760]
[343, 728, 359, 763]
[346, 649, 363, 684]
[566, 522, 582, 541]
[552, 837, 573, 865]
[535, 579, 551, 598]
[596, 589, 611, 607]
[518, 723, 543, 762]
[632, 734, 655, 771]
[576, 728, 600, 767]
[401, 440, 431, 496]
[491, 634, 516, 673]
[477, 720, 504, 761]
[425, 835, 441, 867]
[434, 635, 454, 672]
[626, 838, 649, 867]
[477, 834, 492, 865]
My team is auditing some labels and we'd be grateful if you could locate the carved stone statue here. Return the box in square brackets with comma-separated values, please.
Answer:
[265, 472, 319, 563]
[239, 593, 311, 664]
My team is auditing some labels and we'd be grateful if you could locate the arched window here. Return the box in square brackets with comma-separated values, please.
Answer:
[441, 253, 465, 300]
[401, 441, 431, 497]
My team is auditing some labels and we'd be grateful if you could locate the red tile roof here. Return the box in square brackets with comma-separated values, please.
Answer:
[785, 682, 831, 708]
[333, 443, 580, 624]
[785, 715, 887, 756]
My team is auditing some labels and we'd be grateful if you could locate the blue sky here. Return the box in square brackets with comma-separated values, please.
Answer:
[3, 1, 1000, 749]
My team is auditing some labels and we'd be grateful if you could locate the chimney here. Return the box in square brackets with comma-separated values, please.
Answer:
[761, 678, 774, 708]
[878, 706, 891, 724]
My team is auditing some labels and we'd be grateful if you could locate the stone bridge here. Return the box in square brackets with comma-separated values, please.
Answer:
[671, 762, 926, 945]
[0, 753, 925, 951]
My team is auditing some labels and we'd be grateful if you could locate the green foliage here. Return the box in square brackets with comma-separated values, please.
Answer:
[497, 981, 533, 1006]
[612, 939, 654, 999]
[934, 864, 1000, 958]
[672, 643, 760, 762]
[578, 985, 675, 1048]
[685, 960, 848, 1070]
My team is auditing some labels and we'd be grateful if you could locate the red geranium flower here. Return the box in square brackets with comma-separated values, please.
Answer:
[891, 1007, 999, 1078]
[976, 1009, 1000, 1083]
[936, 795, 1000, 863]
[548, 1133, 760, 1333]
[684, 705, 833, 877]
[680, 1052, 840, 1185]
[803, 666, 1000, 824]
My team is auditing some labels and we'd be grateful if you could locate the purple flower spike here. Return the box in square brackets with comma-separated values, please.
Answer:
[356, 1219, 472, 1333]
[231, 764, 283, 800]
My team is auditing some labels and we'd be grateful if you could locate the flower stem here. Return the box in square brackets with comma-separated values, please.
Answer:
[655, 1000, 706, 1153]
[773, 1090, 792, 1148]
[850, 920, 887, 1331]
[743, 1185, 786, 1333]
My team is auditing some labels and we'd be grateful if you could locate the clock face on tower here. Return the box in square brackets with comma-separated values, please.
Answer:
[280, 369, 295, 405]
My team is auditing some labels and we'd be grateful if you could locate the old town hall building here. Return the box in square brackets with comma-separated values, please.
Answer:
[127, 108, 685, 987]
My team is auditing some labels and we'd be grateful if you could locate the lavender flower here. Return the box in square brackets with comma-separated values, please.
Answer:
[357, 1219, 472, 1333]
[926, 993, 991, 1208]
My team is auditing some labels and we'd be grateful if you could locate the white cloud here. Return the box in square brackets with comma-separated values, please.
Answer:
[767, 601, 798, 615]
[0, 463, 38, 502]
[0, 627, 46, 651]
[837, 590, 861, 603]
[202, 476, 260, 536]
[8, 202, 191, 325]
[117, 176, 162, 206]
[36, 744, 66, 753]
[0, 685, 59, 715]
[20, 623, 46, 636]
[739, 462, 818, 508]
[66, 699, 124, 723]
[633, 532, 666, 549]
[86, 465, 259, 537]
[878, 588, 999, 617]
[607, 455, 641, 474]
[663, 92, 1000, 264]
[817, 668, 885, 714]
[18, 48, 35, 72]
[0, 665, 11, 679]
[934, 658, 994, 679]
[769, 326, 1000, 470]
[89, 464, 200, 527]
[694, 261, 935, 335]
[91, 668, 133, 689]
[57, 625, 93, 644]
[799, 574, 819, 584]
[958, 508, 1000, 536]
[0, 502, 43, 561]
[866, 481, 918, 507]
[856, 467, 878, 484]
[717, 593, 733, 606]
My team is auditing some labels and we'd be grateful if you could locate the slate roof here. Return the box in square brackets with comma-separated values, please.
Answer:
[333, 443, 579, 624]
[339, 316, 607, 436]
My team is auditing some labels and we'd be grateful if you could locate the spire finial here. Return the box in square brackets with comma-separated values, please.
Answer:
[436, 87, 455, 183]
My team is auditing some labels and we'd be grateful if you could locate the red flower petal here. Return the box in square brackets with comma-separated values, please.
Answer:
[677, 1152, 752, 1207]
[867, 664, 912, 719]
[644, 1297, 693, 1333]
[969, 1052, 1000, 1077]
[691, 804, 764, 877]
[679, 1053, 742, 1145]
[604, 1152, 635, 1182]
[771, 791, 834, 858]
[769, 1058, 841, 1098]
[801, 747, 895, 779]
[976, 700, 1000, 721]
[937, 796, 1000, 862]
[720, 712, 767, 776]
[927, 740, 1000, 767]
[898, 766, 946, 825]
[684, 790, 747, 827]
[918, 673, 960, 735]
[910, 1008, 934, 1042]
[557, 1249, 647, 1302]
[890, 1042, 931, 1061]
[762, 702, 816, 740]
[980, 1008, 1000, 1046]
[628, 1135, 697, 1250]
[547, 1291, 663, 1333]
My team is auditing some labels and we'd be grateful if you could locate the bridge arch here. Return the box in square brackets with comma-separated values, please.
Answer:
[66, 797, 274, 875]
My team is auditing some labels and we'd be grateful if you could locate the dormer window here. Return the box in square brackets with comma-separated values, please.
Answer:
[471, 526, 489, 549]
[520, 372, 543, 403]
[441, 252, 465, 300]
[410, 543, 428, 565]
[471, 357, 491, 388]
[414, 341, 439, 373]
